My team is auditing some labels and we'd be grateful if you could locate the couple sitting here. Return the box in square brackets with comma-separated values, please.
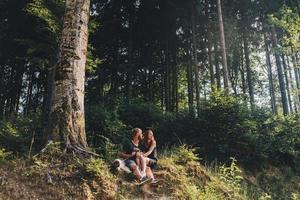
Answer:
[119, 128, 158, 184]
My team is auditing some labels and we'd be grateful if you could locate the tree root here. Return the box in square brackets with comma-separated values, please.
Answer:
[65, 144, 101, 158]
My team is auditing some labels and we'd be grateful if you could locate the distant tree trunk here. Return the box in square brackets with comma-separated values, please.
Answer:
[187, 60, 195, 117]
[126, 2, 135, 104]
[214, 41, 221, 89]
[207, 23, 215, 91]
[271, 28, 289, 115]
[42, 66, 55, 142]
[217, 0, 229, 89]
[172, 50, 179, 113]
[164, 43, 170, 111]
[240, 66, 247, 98]
[243, 35, 254, 108]
[282, 55, 293, 113]
[25, 69, 34, 115]
[291, 52, 300, 105]
[126, 39, 133, 104]
[191, 8, 200, 116]
[46, 0, 90, 149]
[286, 56, 298, 112]
[0, 67, 5, 118]
[264, 33, 277, 114]
[164, 5, 171, 112]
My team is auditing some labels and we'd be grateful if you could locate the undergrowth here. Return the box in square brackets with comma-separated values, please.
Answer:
[1, 144, 300, 200]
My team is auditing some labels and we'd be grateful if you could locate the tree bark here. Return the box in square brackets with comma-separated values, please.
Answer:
[264, 33, 277, 114]
[286, 56, 297, 112]
[281, 55, 293, 113]
[243, 35, 254, 108]
[217, 0, 229, 89]
[291, 52, 300, 105]
[192, 7, 200, 116]
[271, 28, 289, 115]
[187, 60, 195, 117]
[46, 0, 90, 149]
[207, 20, 215, 91]
[214, 41, 221, 89]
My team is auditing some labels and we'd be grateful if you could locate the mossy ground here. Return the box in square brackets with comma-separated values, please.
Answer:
[0, 146, 299, 200]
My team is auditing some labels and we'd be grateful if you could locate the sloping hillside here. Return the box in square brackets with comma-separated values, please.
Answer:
[0, 145, 299, 200]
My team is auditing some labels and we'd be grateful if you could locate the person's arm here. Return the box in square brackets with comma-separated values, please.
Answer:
[119, 151, 136, 159]
[143, 141, 156, 157]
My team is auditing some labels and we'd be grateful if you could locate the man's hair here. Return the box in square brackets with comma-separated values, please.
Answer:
[132, 128, 141, 138]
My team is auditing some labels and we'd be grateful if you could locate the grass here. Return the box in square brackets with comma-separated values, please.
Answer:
[0, 145, 299, 200]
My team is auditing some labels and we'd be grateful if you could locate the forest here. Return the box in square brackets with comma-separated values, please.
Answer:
[0, 0, 300, 199]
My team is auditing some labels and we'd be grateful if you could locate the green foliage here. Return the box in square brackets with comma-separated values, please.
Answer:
[172, 145, 200, 164]
[86, 158, 114, 179]
[85, 158, 117, 198]
[86, 106, 126, 153]
[218, 157, 243, 195]
[0, 115, 40, 153]
[268, 5, 300, 52]
[0, 148, 12, 163]
[255, 166, 300, 199]
[158, 145, 247, 200]
[158, 149, 206, 200]
[199, 184, 223, 200]
[96, 136, 120, 162]
[256, 114, 300, 169]
[118, 103, 166, 129]
[25, 0, 63, 35]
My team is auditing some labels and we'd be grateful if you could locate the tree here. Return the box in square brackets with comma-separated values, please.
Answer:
[46, 0, 90, 150]
[217, 0, 229, 89]
[264, 32, 277, 114]
[271, 27, 289, 115]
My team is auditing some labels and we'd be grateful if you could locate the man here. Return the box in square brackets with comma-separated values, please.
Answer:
[119, 128, 155, 184]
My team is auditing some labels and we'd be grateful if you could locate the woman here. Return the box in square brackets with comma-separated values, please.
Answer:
[138, 129, 158, 173]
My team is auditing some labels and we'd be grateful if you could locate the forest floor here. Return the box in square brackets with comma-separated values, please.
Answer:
[0, 146, 300, 200]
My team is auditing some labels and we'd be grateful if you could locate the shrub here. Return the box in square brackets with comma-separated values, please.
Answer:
[218, 157, 243, 195]
[0, 114, 40, 153]
[85, 158, 117, 198]
[118, 103, 166, 129]
[255, 114, 300, 168]
[85, 105, 126, 151]
[0, 148, 12, 163]
[172, 145, 200, 164]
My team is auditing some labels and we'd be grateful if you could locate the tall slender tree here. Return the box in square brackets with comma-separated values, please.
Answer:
[217, 0, 229, 89]
[271, 27, 289, 115]
[264, 33, 277, 114]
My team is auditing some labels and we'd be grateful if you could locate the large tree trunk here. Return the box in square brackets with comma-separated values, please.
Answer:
[217, 0, 229, 89]
[46, 0, 90, 149]
[271, 28, 289, 115]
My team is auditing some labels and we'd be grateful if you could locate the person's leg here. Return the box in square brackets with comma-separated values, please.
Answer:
[135, 156, 143, 171]
[125, 160, 143, 180]
[130, 164, 143, 180]
[146, 166, 159, 183]
[145, 166, 154, 179]
[139, 155, 147, 174]
[135, 154, 147, 174]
